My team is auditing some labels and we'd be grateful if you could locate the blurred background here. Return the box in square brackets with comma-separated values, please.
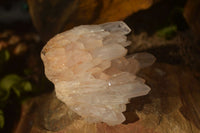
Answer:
[0, 0, 200, 132]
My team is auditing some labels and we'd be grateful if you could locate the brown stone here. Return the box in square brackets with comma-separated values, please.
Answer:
[13, 63, 200, 133]
[27, 0, 156, 41]
[184, 0, 200, 40]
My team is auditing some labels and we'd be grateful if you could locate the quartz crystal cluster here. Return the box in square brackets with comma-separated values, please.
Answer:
[41, 21, 155, 126]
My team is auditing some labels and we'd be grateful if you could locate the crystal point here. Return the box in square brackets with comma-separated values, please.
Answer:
[41, 21, 155, 126]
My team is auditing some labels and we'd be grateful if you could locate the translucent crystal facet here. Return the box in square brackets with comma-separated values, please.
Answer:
[41, 21, 155, 126]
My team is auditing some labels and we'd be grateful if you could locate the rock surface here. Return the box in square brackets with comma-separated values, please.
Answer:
[27, 0, 157, 41]
[13, 21, 200, 133]
[13, 63, 200, 133]
[184, 0, 200, 40]
[41, 21, 155, 125]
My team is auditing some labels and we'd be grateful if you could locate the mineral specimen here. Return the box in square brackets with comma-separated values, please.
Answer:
[41, 21, 155, 126]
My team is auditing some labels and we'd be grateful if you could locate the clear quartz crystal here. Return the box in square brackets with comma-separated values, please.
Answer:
[41, 21, 155, 126]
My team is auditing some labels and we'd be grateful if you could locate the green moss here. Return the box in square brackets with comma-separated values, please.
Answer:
[156, 25, 177, 39]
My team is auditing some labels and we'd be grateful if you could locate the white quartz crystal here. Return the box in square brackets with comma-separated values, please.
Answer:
[41, 21, 155, 126]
